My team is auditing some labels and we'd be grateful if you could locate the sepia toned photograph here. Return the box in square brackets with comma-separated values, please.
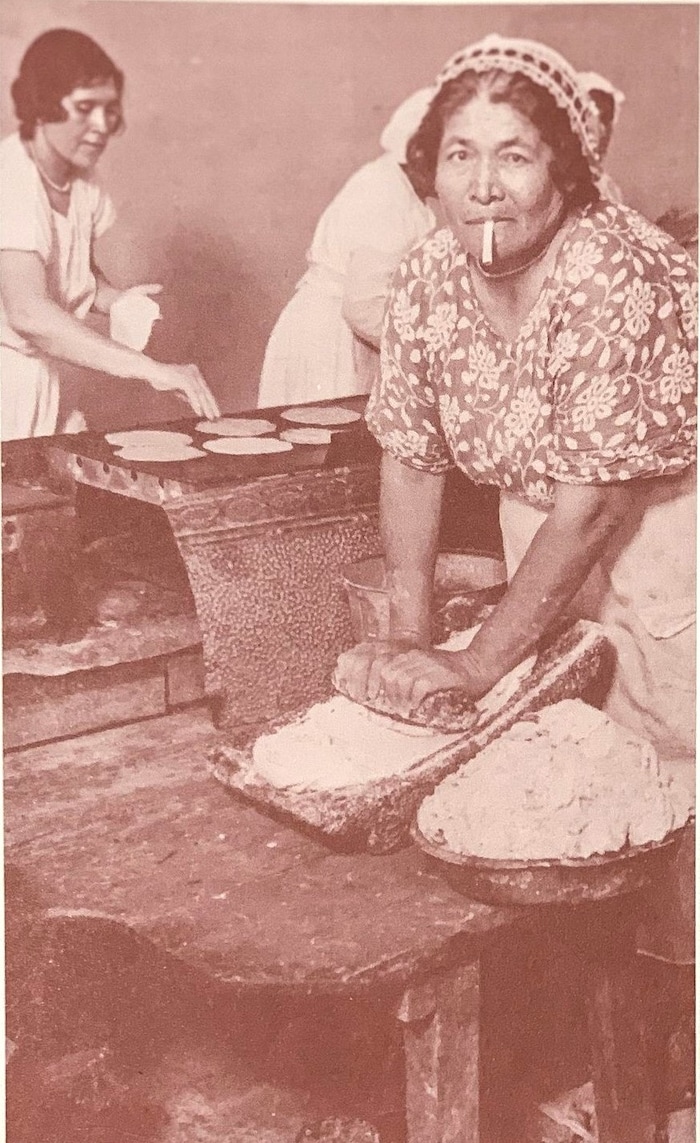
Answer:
[1, 3, 697, 1142]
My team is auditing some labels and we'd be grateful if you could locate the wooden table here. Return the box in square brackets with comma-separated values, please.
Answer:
[4, 707, 660, 1143]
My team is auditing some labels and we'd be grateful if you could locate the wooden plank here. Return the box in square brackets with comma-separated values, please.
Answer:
[555, 902, 659, 1143]
[4, 709, 518, 994]
[400, 960, 480, 1143]
[166, 647, 206, 706]
[3, 659, 167, 749]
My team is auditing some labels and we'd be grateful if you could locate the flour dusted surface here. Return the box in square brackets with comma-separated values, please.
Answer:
[251, 696, 461, 791]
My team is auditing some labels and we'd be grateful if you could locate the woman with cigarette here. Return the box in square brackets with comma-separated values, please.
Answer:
[335, 32, 696, 1075]
[0, 28, 219, 440]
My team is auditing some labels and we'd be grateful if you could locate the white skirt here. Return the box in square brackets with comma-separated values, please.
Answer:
[500, 472, 696, 962]
[257, 270, 377, 409]
[1, 345, 60, 440]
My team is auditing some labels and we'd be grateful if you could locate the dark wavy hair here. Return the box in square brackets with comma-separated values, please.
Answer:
[405, 69, 598, 211]
[11, 28, 124, 141]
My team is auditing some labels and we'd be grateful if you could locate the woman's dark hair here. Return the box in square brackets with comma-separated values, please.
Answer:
[11, 28, 124, 140]
[405, 69, 598, 210]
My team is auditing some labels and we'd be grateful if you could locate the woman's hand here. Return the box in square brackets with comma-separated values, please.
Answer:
[335, 641, 479, 717]
[121, 283, 163, 300]
[147, 361, 220, 420]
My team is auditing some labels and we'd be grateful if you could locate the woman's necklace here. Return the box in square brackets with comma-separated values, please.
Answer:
[474, 238, 551, 280]
[474, 209, 570, 281]
[28, 143, 72, 194]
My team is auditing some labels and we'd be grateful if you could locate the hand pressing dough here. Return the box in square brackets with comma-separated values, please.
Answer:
[250, 624, 537, 792]
[280, 404, 361, 426]
[195, 418, 276, 436]
[202, 436, 293, 455]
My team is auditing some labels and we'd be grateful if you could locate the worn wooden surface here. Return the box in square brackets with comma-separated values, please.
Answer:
[4, 707, 520, 996]
[581, 904, 659, 1143]
[399, 961, 481, 1143]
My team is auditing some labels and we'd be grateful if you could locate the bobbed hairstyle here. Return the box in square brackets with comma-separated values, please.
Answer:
[11, 28, 124, 141]
[405, 69, 599, 211]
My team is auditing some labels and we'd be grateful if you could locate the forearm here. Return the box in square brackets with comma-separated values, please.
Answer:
[91, 268, 121, 315]
[342, 291, 385, 347]
[14, 300, 159, 384]
[380, 452, 445, 645]
[459, 482, 634, 694]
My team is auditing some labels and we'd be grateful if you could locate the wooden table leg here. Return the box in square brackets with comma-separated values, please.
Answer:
[396, 958, 480, 1143]
[576, 901, 659, 1143]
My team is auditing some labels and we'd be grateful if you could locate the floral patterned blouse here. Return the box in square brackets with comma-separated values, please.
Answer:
[366, 201, 698, 509]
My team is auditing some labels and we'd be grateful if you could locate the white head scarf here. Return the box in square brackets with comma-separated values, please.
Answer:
[434, 34, 606, 173]
[578, 70, 626, 127]
[380, 87, 434, 163]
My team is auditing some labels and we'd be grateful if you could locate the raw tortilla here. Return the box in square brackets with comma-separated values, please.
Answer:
[280, 404, 361, 426]
[202, 436, 293, 455]
[105, 429, 193, 447]
[195, 417, 276, 437]
[417, 700, 695, 860]
[280, 427, 333, 445]
[114, 444, 206, 462]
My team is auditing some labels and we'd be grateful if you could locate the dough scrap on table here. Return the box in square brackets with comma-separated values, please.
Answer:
[202, 436, 293, 455]
[417, 699, 694, 861]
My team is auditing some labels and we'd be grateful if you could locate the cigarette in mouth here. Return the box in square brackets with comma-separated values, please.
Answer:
[482, 219, 494, 266]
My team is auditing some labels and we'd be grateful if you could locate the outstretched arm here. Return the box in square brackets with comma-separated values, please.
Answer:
[335, 453, 445, 702]
[1, 250, 219, 420]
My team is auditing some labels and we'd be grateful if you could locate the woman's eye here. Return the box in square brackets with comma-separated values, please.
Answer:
[447, 149, 470, 163]
[503, 153, 528, 166]
[75, 103, 94, 115]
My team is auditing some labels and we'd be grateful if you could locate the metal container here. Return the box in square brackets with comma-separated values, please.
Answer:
[341, 550, 507, 643]
[411, 821, 688, 907]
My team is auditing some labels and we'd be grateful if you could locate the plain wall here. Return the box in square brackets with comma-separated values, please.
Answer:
[1, 2, 698, 429]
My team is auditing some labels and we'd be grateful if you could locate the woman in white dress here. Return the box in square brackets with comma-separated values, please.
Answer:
[0, 29, 219, 441]
[257, 89, 436, 407]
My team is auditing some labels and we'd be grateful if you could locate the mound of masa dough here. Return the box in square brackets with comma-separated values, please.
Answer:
[417, 700, 694, 861]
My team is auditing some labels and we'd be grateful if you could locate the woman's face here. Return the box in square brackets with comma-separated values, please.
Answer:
[40, 79, 122, 172]
[435, 92, 565, 267]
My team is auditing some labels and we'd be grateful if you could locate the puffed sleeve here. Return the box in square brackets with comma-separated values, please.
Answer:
[548, 214, 697, 486]
[365, 232, 456, 473]
[0, 147, 52, 261]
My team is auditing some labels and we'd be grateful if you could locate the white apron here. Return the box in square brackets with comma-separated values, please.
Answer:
[499, 469, 696, 962]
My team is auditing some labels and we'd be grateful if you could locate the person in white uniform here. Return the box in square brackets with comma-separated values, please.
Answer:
[0, 28, 219, 441]
[257, 88, 436, 407]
